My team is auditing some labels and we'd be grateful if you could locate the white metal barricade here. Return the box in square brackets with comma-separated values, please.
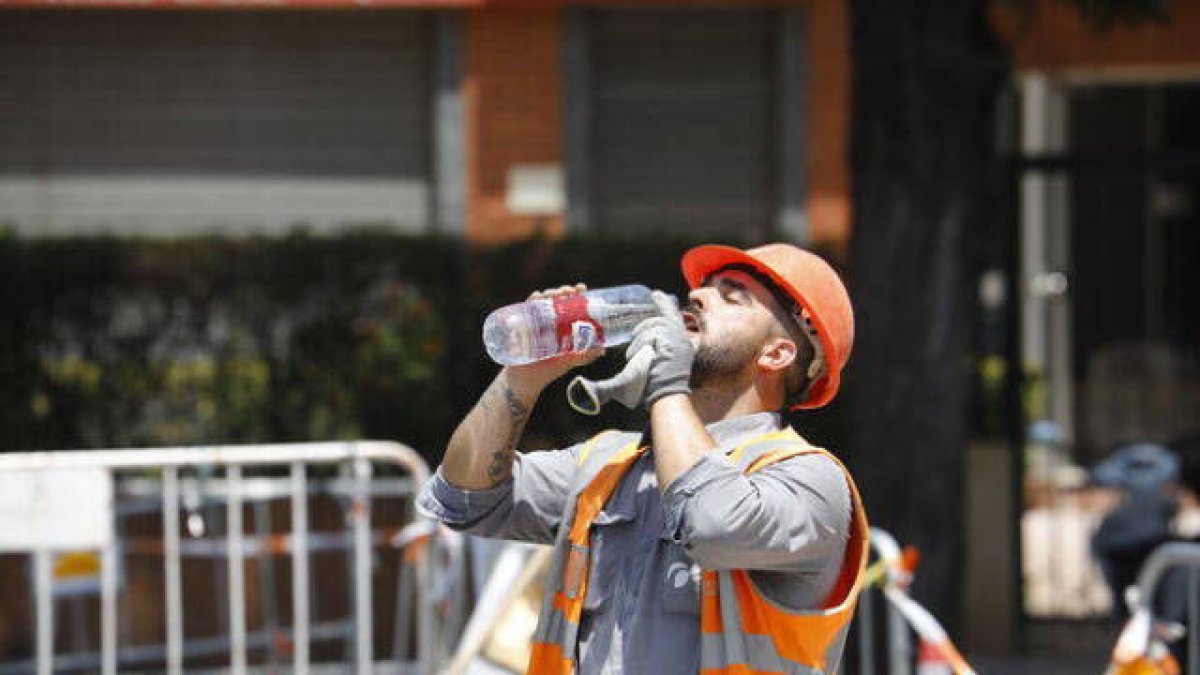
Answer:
[1109, 541, 1200, 674]
[0, 441, 438, 675]
[855, 528, 975, 675]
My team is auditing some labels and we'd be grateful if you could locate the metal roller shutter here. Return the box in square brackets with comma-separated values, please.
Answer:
[0, 10, 433, 235]
[585, 8, 779, 237]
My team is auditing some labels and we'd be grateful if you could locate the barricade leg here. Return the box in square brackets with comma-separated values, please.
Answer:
[228, 465, 247, 673]
[887, 595, 912, 675]
[1189, 567, 1197, 675]
[34, 549, 53, 675]
[163, 467, 184, 675]
[291, 461, 311, 675]
[858, 585, 876, 675]
[352, 454, 373, 675]
[102, 543, 118, 675]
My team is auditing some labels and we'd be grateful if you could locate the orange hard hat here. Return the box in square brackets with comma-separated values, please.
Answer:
[680, 243, 854, 409]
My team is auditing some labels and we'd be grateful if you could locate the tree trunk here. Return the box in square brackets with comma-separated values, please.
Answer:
[847, 0, 1007, 631]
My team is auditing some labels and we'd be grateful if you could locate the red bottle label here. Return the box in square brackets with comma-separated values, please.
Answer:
[552, 294, 605, 353]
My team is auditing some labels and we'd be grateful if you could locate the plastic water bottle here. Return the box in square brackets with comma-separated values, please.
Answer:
[483, 284, 661, 366]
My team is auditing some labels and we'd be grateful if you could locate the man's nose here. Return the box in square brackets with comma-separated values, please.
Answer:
[687, 287, 708, 310]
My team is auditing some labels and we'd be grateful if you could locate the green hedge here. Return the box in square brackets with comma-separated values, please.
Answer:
[2, 233, 860, 465]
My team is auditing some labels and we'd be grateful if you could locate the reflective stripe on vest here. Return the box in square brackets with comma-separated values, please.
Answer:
[528, 436, 647, 675]
[527, 428, 870, 675]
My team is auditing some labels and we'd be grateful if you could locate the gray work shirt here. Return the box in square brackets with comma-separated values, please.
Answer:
[416, 412, 852, 675]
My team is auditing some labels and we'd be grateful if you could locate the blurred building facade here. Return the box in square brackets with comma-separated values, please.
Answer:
[986, 3, 1200, 661]
[0, 0, 851, 246]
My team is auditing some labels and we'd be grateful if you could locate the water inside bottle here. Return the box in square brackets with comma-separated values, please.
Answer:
[588, 302, 661, 345]
[481, 285, 668, 366]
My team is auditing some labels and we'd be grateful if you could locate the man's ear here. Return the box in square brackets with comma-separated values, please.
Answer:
[758, 336, 798, 375]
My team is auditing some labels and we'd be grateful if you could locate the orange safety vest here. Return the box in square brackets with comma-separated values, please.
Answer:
[528, 428, 870, 675]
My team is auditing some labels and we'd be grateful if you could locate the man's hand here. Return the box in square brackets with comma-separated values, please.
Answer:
[627, 291, 695, 407]
[504, 284, 604, 396]
[441, 283, 601, 489]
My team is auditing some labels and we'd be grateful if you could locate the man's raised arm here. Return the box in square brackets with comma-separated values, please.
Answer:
[439, 284, 601, 490]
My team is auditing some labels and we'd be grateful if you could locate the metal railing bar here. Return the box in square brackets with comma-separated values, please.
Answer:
[340, 464, 357, 663]
[1110, 543, 1200, 672]
[353, 457, 373, 675]
[34, 550, 53, 675]
[0, 442, 436, 675]
[292, 461, 311, 675]
[163, 467, 184, 675]
[415, 530, 433, 673]
[116, 477, 417, 504]
[0, 441, 430, 486]
[0, 618, 361, 674]
[117, 527, 412, 557]
[227, 465, 247, 674]
[253, 499, 281, 670]
[1189, 567, 1198, 675]
[188, 664, 422, 675]
[857, 584, 875, 675]
[887, 589, 911, 675]
[1133, 543, 1200, 612]
[392, 557, 413, 662]
[101, 544, 117, 675]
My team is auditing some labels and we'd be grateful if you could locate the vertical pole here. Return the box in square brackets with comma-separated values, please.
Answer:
[352, 454, 373, 675]
[1003, 87, 1029, 649]
[163, 467, 184, 675]
[255, 499, 281, 669]
[857, 585, 876, 675]
[887, 597, 912, 675]
[1143, 87, 1165, 340]
[1189, 566, 1197, 675]
[291, 462, 311, 675]
[391, 557, 413, 663]
[433, 11, 466, 234]
[562, 6, 592, 233]
[415, 529, 434, 672]
[227, 465, 247, 674]
[34, 549, 53, 675]
[101, 544, 118, 675]
[776, 6, 807, 243]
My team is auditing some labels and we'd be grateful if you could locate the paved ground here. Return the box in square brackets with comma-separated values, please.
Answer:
[970, 655, 1109, 674]
[964, 618, 1114, 674]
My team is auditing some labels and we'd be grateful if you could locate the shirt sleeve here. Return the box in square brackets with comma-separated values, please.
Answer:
[661, 449, 852, 571]
[416, 442, 584, 546]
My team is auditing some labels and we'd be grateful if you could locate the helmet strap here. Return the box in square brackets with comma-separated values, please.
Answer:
[799, 310, 826, 390]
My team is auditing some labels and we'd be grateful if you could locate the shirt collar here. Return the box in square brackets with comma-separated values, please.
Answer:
[707, 412, 786, 449]
[640, 411, 786, 450]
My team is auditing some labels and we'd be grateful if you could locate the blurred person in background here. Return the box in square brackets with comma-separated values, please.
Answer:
[1090, 442, 1181, 622]
[417, 244, 868, 675]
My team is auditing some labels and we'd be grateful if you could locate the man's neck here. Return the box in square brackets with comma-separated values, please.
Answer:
[690, 383, 772, 425]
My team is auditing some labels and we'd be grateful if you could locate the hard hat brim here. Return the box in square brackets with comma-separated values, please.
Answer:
[680, 244, 839, 410]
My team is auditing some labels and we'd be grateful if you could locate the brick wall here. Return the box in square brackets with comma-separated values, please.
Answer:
[465, 7, 565, 243]
[805, 0, 851, 253]
[462, 0, 853, 253]
[996, 1, 1200, 73]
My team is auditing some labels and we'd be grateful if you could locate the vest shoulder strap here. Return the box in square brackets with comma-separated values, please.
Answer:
[575, 429, 641, 470]
[728, 427, 832, 473]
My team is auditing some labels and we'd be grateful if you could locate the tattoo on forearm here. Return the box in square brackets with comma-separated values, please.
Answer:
[485, 384, 530, 481]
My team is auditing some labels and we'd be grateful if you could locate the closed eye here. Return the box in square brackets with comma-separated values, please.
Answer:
[716, 278, 748, 303]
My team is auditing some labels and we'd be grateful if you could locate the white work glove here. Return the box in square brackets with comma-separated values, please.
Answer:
[566, 344, 654, 415]
[627, 291, 694, 407]
[566, 291, 693, 415]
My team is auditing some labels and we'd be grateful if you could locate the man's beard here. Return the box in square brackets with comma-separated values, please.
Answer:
[690, 336, 759, 391]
